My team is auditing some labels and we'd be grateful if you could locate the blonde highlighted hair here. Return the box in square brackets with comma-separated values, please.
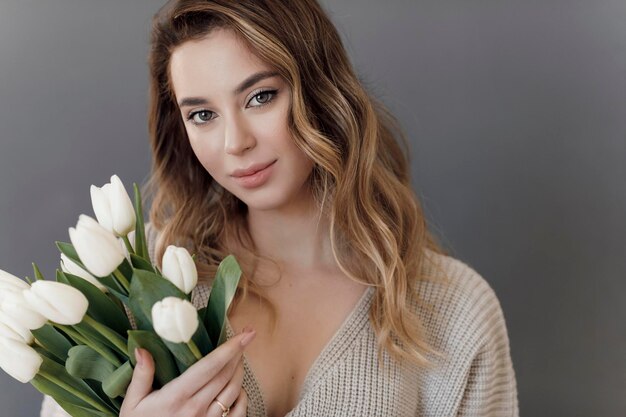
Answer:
[144, 0, 449, 368]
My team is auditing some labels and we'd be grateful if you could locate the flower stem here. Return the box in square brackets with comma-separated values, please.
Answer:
[112, 269, 130, 293]
[122, 235, 134, 256]
[82, 315, 128, 357]
[187, 340, 203, 361]
[38, 370, 115, 415]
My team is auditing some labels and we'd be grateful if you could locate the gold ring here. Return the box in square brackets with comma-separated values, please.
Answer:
[215, 399, 230, 417]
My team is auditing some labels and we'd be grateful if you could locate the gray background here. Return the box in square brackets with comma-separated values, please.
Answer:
[1, 1, 624, 416]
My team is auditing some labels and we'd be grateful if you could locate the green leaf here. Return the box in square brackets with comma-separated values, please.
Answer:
[85, 377, 122, 411]
[66, 345, 116, 382]
[106, 286, 130, 305]
[32, 324, 74, 363]
[127, 330, 178, 387]
[102, 361, 133, 398]
[55, 241, 84, 270]
[203, 255, 242, 346]
[128, 270, 211, 370]
[162, 340, 197, 374]
[191, 312, 214, 356]
[130, 269, 209, 373]
[54, 398, 116, 417]
[130, 253, 155, 273]
[73, 321, 126, 360]
[106, 292, 127, 315]
[99, 274, 126, 294]
[32, 262, 46, 280]
[82, 316, 129, 358]
[31, 375, 94, 410]
[34, 351, 116, 414]
[53, 324, 122, 369]
[126, 299, 152, 331]
[117, 258, 134, 285]
[58, 270, 131, 336]
[56, 269, 69, 284]
[133, 183, 149, 261]
[128, 269, 186, 325]
[36, 346, 67, 364]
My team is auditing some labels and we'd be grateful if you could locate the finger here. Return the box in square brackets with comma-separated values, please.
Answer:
[196, 357, 244, 412]
[175, 329, 255, 396]
[227, 389, 248, 417]
[123, 348, 155, 410]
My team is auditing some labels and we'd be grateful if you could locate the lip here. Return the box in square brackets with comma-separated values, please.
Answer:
[230, 160, 277, 178]
[231, 160, 277, 189]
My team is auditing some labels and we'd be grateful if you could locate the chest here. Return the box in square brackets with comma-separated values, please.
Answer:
[228, 277, 369, 417]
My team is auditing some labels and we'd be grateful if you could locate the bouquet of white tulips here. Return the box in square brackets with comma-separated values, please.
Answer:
[0, 175, 241, 417]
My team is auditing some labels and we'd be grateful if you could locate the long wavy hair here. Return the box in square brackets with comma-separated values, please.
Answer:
[144, 0, 449, 368]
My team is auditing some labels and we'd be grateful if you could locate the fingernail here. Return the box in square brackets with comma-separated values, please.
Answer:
[240, 329, 256, 347]
[135, 348, 144, 367]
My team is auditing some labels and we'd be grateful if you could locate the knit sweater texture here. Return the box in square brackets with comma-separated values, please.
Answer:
[41, 223, 519, 416]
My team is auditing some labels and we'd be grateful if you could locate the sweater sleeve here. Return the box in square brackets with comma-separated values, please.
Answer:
[454, 280, 519, 417]
[40, 395, 71, 417]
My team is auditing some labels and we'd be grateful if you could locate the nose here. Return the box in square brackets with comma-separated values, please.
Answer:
[223, 113, 255, 155]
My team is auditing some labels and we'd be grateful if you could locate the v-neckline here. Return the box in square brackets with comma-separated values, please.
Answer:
[224, 285, 375, 417]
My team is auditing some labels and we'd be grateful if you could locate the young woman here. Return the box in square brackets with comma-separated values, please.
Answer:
[42, 1, 518, 416]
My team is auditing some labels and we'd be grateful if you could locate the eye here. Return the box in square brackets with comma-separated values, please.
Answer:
[187, 110, 215, 126]
[247, 89, 278, 108]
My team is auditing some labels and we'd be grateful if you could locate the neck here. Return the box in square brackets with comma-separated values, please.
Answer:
[245, 194, 336, 272]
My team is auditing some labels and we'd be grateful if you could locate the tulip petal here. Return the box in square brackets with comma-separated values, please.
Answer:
[23, 281, 89, 325]
[162, 246, 184, 292]
[161, 246, 197, 294]
[0, 286, 23, 304]
[0, 337, 42, 383]
[152, 297, 198, 343]
[0, 269, 30, 292]
[60, 253, 107, 292]
[110, 175, 136, 236]
[70, 215, 125, 277]
[1, 291, 47, 330]
[90, 185, 114, 233]
[176, 247, 198, 294]
[0, 311, 33, 344]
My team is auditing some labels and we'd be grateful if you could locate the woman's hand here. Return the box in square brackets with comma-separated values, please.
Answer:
[120, 328, 256, 417]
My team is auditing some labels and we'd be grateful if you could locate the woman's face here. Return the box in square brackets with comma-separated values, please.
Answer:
[169, 27, 314, 211]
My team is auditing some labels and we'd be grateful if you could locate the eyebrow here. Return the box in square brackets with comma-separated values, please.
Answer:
[177, 70, 280, 108]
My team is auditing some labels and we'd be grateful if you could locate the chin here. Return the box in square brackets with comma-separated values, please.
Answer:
[234, 189, 295, 212]
[241, 197, 288, 212]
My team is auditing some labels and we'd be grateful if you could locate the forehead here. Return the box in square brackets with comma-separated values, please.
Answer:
[169, 27, 272, 96]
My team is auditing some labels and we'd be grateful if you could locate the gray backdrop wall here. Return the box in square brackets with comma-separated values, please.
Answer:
[1, 1, 624, 416]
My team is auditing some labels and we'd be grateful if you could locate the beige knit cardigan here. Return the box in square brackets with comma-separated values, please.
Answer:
[41, 223, 519, 416]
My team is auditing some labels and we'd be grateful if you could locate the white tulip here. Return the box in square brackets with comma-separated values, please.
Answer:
[0, 269, 30, 305]
[162, 245, 198, 294]
[90, 174, 136, 237]
[60, 253, 107, 292]
[22, 281, 89, 325]
[151, 297, 199, 343]
[0, 310, 33, 344]
[0, 290, 46, 330]
[0, 336, 42, 383]
[69, 214, 126, 277]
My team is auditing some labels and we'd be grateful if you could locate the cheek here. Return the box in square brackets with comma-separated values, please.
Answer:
[186, 130, 222, 176]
